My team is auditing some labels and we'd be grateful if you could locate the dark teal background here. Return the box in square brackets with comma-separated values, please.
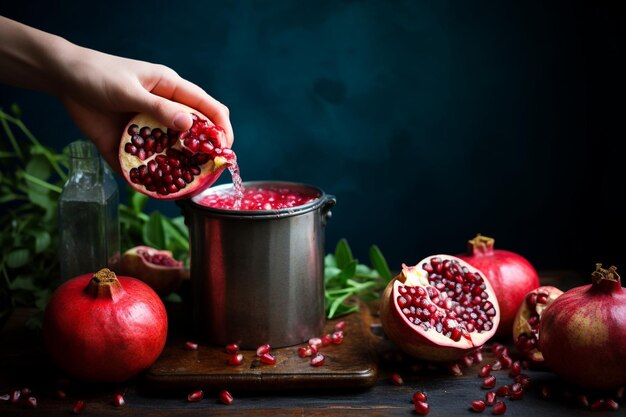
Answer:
[1, 1, 624, 275]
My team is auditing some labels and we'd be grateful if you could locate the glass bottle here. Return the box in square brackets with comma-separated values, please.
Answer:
[58, 141, 120, 281]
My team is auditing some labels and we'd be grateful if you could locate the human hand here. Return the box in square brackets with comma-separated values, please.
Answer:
[57, 45, 233, 174]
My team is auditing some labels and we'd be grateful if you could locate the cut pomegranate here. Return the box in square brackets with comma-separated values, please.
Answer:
[379, 256, 500, 361]
[119, 109, 234, 200]
[219, 390, 234, 405]
[118, 245, 186, 296]
[512, 286, 563, 364]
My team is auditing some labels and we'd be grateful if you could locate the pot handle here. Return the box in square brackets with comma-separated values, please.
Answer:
[320, 194, 336, 227]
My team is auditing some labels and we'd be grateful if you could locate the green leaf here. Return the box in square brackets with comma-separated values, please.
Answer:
[5, 248, 31, 269]
[9, 275, 37, 291]
[131, 190, 149, 213]
[369, 245, 392, 282]
[25, 154, 52, 180]
[334, 238, 354, 269]
[336, 259, 357, 287]
[143, 212, 167, 249]
[10, 103, 22, 118]
[29, 229, 51, 254]
[324, 254, 337, 268]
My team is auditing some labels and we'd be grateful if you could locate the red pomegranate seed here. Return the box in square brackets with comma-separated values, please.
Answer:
[335, 321, 346, 331]
[473, 350, 484, 363]
[390, 372, 404, 386]
[331, 331, 344, 344]
[576, 394, 589, 408]
[413, 391, 428, 403]
[499, 355, 513, 369]
[414, 400, 430, 415]
[482, 375, 496, 389]
[492, 401, 506, 415]
[590, 399, 605, 411]
[219, 390, 234, 405]
[187, 390, 204, 402]
[485, 391, 496, 406]
[25, 396, 37, 409]
[9, 389, 20, 403]
[479, 364, 492, 377]
[20, 387, 32, 396]
[55, 389, 67, 399]
[448, 362, 463, 376]
[72, 400, 86, 414]
[113, 393, 126, 407]
[321, 334, 332, 346]
[509, 361, 522, 377]
[462, 355, 474, 367]
[259, 352, 276, 365]
[297, 347, 311, 358]
[616, 386, 625, 400]
[308, 337, 322, 349]
[184, 341, 198, 350]
[310, 353, 325, 367]
[604, 399, 619, 411]
[470, 399, 486, 412]
[256, 344, 271, 357]
[495, 385, 510, 397]
[225, 343, 239, 354]
[491, 360, 502, 371]
[227, 353, 244, 366]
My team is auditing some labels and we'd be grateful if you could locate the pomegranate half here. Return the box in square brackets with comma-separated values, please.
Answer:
[380, 255, 500, 361]
[119, 106, 234, 200]
[539, 264, 626, 390]
[118, 245, 187, 296]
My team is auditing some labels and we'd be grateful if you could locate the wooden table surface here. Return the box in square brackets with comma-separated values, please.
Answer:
[0, 270, 619, 416]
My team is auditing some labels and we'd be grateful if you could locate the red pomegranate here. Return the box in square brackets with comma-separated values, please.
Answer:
[119, 106, 235, 200]
[379, 255, 500, 361]
[457, 234, 539, 337]
[42, 268, 168, 383]
[539, 264, 626, 390]
[118, 245, 187, 296]
[512, 286, 563, 364]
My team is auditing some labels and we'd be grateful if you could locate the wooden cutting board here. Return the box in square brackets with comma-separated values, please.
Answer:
[141, 303, 379, 394]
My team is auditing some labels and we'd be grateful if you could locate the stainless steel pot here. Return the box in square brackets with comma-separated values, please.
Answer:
[179, 181, 336, 348]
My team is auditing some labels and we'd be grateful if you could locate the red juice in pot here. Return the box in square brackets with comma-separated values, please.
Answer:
[197, 183, 320, 210]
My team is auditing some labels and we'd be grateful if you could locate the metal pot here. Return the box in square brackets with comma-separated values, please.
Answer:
[178, 181, 336, 348]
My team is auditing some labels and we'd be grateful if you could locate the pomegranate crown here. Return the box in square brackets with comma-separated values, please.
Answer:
[591, 263, 620, 285]
[468, 233, 495, 255]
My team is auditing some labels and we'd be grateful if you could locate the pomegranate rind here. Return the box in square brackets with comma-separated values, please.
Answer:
[511, 285, 562, 363]
[119, 108, 231, 201]
[118, 245, 186, 296]
[539, 268, 626, 390]
[380, 255, 500, 362]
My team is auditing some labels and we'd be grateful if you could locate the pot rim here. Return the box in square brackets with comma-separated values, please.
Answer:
[180, 180, 335, 220]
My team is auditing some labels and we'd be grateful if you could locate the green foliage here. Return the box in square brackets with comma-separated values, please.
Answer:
[324, 238, 392, 319]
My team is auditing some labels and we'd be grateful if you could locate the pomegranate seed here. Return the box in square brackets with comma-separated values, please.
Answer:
[470, 399, 486, 412]
[0, 394, 9, 401]
[184, 341, 198, 350]
[55, 389, 67, 399]
[113, 394, 126, 407]
[413, 391, 428, 403]
[499, 355, 513, 369]
[297, 347, 311, 358]
[219, 390, 234, 405]
[310, 353, 325, 367]
[492, 401, 506, 415]
[462, 355, 474, 367]
[21, 387, 32, 396]
[414, 400, 430, 415]
[331, 331, 344, 345]
[390, 372, 404, 386]
[9, 389, 20, 403]
[576, 393, 589, 408]
[72, 400, 86, 414]
[482, 375, 496, 389]
[495, 385, 510, 397]
[590, 399, 605, 411]
[479, 364, 492, 377]
[509, 361, 522, 377]
[448, 362, 463, 376]
[225, 343, 239, 354]
[187, 390, 204, 402]
[472, 350, 484, 363]
[616, 386, 625, 400]
[256, 344, 271, 356]
[604, 399, 619, 411]
[321, 334, 332, 346]
[485, 391, 496, 406]
[259, 352, 276, 365]
[227, 353, 244, 366]
[308, 337, 322, 349]
[25, 396, 37, 409]
[491, 360, 502, 371]
[334, 321, 346, 331]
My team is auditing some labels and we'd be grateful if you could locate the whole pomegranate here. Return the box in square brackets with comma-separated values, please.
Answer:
[119, 106, 235, 200]
[539, 264, 626, 390]
[379, 255, 500, 361]
[119, 245, 187, 296]
[457, 234, 539, 337]
[42, 268, 168, 383]
[512, 286, 563, 364]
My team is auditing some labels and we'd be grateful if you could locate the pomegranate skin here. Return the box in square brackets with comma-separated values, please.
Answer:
[118, 245, 186, 296]
[457, 234, 539, 337]
[379, 255, 500, 362]
[539, 265, 626, 390]
[42, 269, 168, 383]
